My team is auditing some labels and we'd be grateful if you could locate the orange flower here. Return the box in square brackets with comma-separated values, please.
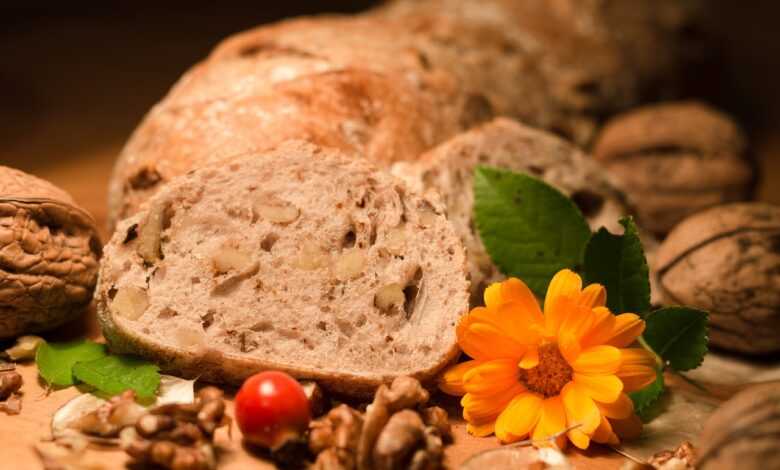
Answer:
[439, 269, 657, 449]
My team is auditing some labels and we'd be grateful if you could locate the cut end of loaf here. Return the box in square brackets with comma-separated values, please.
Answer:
[97, 141, 469, 394]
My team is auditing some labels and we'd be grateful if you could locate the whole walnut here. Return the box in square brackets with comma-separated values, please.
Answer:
[656, 203, 780, 354]
[0, 166, 101, 338]
[697, 382, 780, 470]
[594, 101, 753, 235]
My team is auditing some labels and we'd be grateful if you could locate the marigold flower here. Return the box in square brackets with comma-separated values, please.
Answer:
[439, 269, 657, 449]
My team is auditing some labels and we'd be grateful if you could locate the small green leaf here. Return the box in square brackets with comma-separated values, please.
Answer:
[583, 217, 650, 315]
[642, 307, 709, 371]
[36, 340, 107, 387]
[473, 166, 591, 296]
[72, 355, 161, 399]
[630, 368, 665, 422]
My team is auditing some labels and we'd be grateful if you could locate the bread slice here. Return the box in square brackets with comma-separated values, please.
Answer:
[97, 141, 469, 396]
[392, 118, 633, 304]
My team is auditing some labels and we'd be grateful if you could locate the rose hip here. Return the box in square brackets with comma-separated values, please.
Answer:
[235, 371, 311, 449]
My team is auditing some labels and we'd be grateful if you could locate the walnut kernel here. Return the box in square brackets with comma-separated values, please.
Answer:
[110, 286, 150, 321]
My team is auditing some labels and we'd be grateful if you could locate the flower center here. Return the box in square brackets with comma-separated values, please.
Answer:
[520, 344, 573, 397]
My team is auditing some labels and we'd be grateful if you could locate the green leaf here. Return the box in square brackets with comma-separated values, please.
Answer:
[583, 217, 650, 315]
[473, 166, 591, 296]
[36, 340, 107, 387]
[629, 368, 665, 422]
[72, 355, 161, 399]
[642, 307, 709, 371]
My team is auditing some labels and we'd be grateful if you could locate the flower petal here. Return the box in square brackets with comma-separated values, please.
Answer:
[467, 421, 496, 437]
[580, 307, 615, 348]
[483, 282, 503, 308]
[544, 269, 582, 317]
[605, 313, 645, 348]
[596, 393, 634, 419]
[574, 373, 624, 403]
[531, 396, 567, 446]
[591, 415, 620, 445]
[519, 346, 539, 369]
[618, 348, 658, 392]
[561, 382, 601, 435]
[462, 383, 525, 423]
[472, 302, 543, 345]
[495, 392, 543, 443]
[457, 310, 527, 360]
[463, 359, 520, 394]
[501, 278, 544, 319]
[572, 345, 621, 375]
[439, 360, 482, 396]
[579, 283, 606, 308]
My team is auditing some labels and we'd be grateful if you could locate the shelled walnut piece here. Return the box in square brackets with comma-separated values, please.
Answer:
[593, 102, 753, 235]
[648, 441, 695, 469]
[121, 386, 228, 470]
[309, 376, 451, 470]
[0, 367, 22, 415]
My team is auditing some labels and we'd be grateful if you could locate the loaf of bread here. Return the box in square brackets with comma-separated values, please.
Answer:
[107, 0, 696, 230]
[392, 118, 631, 304]
[97, 141, 469, 396]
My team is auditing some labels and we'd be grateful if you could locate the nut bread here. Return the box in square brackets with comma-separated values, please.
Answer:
[392, 118, 633, 304]
[107, 0, 699, 229]
[97, 141, 469, 396]
[0, 166, 101, 338]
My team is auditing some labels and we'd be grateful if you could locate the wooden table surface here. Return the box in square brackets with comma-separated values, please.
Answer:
[3, 5, 780, 469]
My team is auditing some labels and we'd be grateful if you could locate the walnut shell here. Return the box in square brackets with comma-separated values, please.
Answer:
[0, 166, 101, 338]
[594, 101, 753, 235]
[656, 203, 780, 354]
[697, 382, 780, 470]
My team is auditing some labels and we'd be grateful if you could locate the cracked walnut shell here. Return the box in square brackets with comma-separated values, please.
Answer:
[594, 101, 753, 235]
[0, 166, 101, 338]
[656, 203, 780, 354]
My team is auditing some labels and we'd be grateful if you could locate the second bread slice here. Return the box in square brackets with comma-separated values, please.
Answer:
[97, 141, 469, 396]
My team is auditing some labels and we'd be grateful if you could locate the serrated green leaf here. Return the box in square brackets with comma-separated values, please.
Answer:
[643, 307, 709, 372]
[36, 340, 107, 387]
[583, 217, 650, 315]
[72, 355, 161, 399]
[629, 368, 665, 422]
[473, 166, 591, 296]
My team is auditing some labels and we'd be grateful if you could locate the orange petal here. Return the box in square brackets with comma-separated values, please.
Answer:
[611, 413, 643, 440]
[574, 373, 624, 403]
[605, 313, 645, 348]
[467, 420, 496, 437]
[548, 295, 594, 349]
[580, 307, 616, 348]
[472, 301, 544, 345]
[483, 282, 503, 308]
[462, 383, 525, 423]
[561, 382, 601, 436]
[463, 359, 521, 394]
[501, 278, 544, 318]
[495, 392, 543, 443]
[572, 345, 621, 375]
[544, 269, 582, 317]
[579, 283, 606, 308]
[618, 348, 658, 392]
[439, 360, 483, 396]
[519, 346, 539, 369]
[591, 415, 620, 445]
[456, 310, 527, 360]
[531, 396, 567, 446]
[596, 393, 634, 420]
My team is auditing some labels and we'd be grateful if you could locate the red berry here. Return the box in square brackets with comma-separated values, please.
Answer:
[235, 371, 311, 449]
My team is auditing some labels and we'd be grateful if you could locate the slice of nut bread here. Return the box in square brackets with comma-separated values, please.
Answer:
[97, 141, 469, 397]
[392, 118, 633, 304]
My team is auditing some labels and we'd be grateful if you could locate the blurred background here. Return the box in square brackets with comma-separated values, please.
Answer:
[2, 2, 780, 235]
